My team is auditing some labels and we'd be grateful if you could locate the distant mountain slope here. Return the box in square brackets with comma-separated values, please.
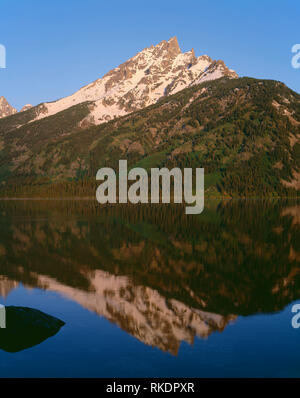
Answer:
[0, 77, 299, 197]
[20, 104, 33, 112]
[0, 96, 17, 119]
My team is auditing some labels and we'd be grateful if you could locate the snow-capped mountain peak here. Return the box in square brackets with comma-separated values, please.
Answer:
[34, 37, 237, 125]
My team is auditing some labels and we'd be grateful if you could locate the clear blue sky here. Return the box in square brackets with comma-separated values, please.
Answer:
[0, 0, 299, 110]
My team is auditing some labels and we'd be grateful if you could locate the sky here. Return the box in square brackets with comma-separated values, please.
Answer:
[0, 0, 299, 110]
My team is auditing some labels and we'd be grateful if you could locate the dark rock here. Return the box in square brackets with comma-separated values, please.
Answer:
[0, 306, 65, 353]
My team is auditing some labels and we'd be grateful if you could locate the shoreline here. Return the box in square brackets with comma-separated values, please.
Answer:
[0, 196, 299, 201]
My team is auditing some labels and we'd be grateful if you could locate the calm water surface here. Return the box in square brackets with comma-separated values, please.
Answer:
[0, 199, 299, 377]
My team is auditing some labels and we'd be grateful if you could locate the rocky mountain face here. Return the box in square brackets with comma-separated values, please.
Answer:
[0, 96, 17, 119]
[21, 37, 237, 126]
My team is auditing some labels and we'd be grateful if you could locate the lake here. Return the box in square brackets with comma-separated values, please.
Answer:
[0, 199, 299, 377]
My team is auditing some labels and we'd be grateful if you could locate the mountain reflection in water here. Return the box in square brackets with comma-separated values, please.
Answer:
[0, 200, 299, 356]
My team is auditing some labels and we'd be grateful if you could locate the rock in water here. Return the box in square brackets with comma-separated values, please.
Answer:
[0, 306, 65, 353]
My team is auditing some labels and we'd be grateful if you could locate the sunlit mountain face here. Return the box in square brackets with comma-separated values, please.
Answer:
[0, 200, 299, 376]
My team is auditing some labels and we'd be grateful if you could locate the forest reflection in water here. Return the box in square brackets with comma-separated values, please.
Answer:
[0, 199, 299, 356]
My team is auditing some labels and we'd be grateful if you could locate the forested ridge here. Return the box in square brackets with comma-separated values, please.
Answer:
[0, 77, 299, 197]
